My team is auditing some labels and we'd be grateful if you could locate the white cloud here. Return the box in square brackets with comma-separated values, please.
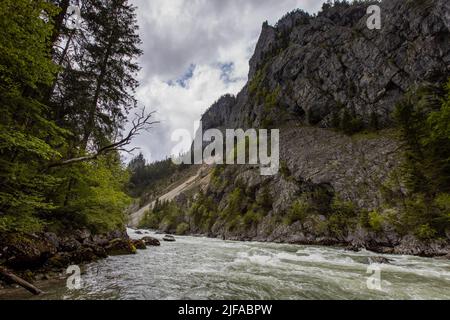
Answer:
[127, 0, 325, 162]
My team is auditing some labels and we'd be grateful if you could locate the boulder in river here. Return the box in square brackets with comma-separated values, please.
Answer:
[132, 239, 147, 250]
[163, 235, 176, 242]
[105, 239, 137, 256]
[141, 236, 160, 246]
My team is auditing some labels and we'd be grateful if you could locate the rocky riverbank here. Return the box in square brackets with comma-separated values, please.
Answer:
[0, 229, 160, 291]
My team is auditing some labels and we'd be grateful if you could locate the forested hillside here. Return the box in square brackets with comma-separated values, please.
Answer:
[0, 0, 150, 234]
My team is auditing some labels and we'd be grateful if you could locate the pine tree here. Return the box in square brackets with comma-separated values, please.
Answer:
[79, 0, 143, 151]
[0, 0, 145, 233]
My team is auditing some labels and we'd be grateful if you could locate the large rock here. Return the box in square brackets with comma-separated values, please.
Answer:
[59, 238, 82, 252]
[105, 238, 137, 256]
[0, 233, 57, 269]
[132, 239, 147, 250]
[47, 247, 99, 268]
[141, 236, 160, 246]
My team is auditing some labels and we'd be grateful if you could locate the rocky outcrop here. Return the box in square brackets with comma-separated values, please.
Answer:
[178, 0, 450, 257]
[132, 239, 147, 250]
[105, 239, 137, 256]
[202, 0, 449, 132]
[0, 229, 137, 273]
[0, 233, 57, 269]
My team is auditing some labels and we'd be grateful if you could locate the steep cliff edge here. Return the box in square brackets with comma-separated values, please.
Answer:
[139, 0, 450, 257]
[202, 0, 449, 131]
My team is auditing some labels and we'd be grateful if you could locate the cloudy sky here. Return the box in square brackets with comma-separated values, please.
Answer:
[127, 0, 326, 163]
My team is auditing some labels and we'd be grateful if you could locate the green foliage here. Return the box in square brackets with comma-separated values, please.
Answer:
[55, 155, 131, 234]
[188, 191, 219, 233]
[279, 161, 292, 180]
[390, 80, 450, 238]
[0, 0, 143, 234]
[264, 86, 281, 112]
[222, 188, 246, 224]
[127, 153, 188, 197]
[176, 222, 190, 235]
[256, 186, 273, 210]
[0, 0, 62, 232]
[139, 209, 160, 229]
[0, 0, 58, 91]
[340, 109, 364, 135]
[283, 199, 311, 225]
[415, 224, 437, 241]
[327, 197, 358, 238]
[248, 65, 267, 96]
[243, 209, 262, 228]
[140, 199, 184, 233]
[211, 165, 226, 188]
[368, 211, 384, 233]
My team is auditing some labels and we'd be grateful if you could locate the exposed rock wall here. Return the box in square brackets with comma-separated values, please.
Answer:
[202, 0, 450, 131]
[187, 0, 450, 255]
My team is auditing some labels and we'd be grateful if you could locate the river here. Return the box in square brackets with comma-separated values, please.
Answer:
[1, 228, 449, 300]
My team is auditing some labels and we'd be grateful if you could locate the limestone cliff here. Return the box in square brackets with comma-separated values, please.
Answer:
[144, 0, 450, 256]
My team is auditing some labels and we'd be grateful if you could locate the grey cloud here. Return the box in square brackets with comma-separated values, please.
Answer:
[126, 0, 325, 162]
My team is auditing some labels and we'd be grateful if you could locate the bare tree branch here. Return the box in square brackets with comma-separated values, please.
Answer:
[47, 109, 158, 169]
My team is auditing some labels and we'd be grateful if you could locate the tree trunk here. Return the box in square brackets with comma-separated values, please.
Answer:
[80, 35, 114, 150]
[50, 0, 71, 51]
[0, 267, 44, 296]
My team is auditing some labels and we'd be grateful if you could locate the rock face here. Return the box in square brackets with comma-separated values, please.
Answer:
[181, 0, 450, 256]
[202, 0, 449, 132]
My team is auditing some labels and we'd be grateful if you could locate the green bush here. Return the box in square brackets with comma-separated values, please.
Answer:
[264, 86, 281, 112]
[176, 222, 190, 235]
[284, 199, 310, 225]
[368, 211, 384, 232]
[327, 197, 358, 237]
[415, 224, 437, 241]
[243, 210, 262, 227]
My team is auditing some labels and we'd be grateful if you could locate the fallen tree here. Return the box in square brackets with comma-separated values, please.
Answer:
[0, 266, 43, 296]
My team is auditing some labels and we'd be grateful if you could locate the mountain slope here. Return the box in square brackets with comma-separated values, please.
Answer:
[139, 0, 450, 257]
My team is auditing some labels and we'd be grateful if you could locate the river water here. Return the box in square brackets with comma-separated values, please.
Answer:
[1, 229, 449, 300]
